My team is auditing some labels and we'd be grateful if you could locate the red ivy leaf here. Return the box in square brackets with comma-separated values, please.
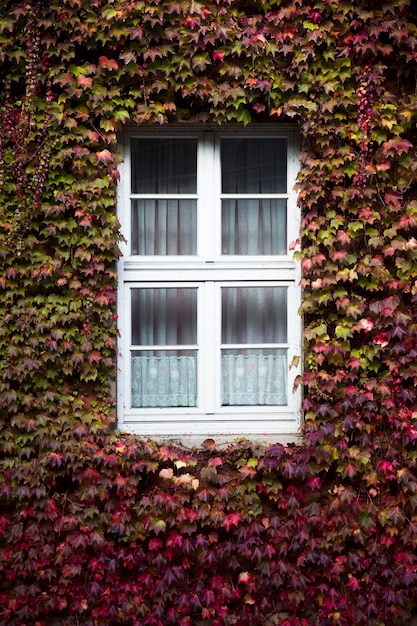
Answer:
[223, 513, 242, 531]
[96, 149, 113, 164]
[377, 460, 395, 479]
[212, 50, 225, 61]
[76, 75, 93, 88]
[98, 56, 119, 71]
[45, 453, 62, 467]
[88, 350, 102, 364]
[381, 137, 413, 156]
[306, 476, 322, 490]
[149, 538, 163, 551]
[208, 457, 223, 468]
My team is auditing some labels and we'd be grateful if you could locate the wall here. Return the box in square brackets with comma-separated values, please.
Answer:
[1, 1, 417, 624]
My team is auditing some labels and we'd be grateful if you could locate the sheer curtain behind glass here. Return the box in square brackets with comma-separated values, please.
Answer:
[128, 134, 290, 411]
[131, 288, 197, 407]
[221, 287, 288, 406]
[220, 139, 289, 405]
[221, 138, 287, 256]
[131, 138, 197, 255]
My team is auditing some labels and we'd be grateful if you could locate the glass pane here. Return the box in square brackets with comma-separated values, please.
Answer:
[222, 199, 287, 255]
[221, 138, 287, 194]
[131, 138, 197, 194]
[221, 348, 287, 406]
[132, 350, 197, 407]
[131, 288, 197, 346]
[131, 199, 197, 255]
[222, 287, 287, 344]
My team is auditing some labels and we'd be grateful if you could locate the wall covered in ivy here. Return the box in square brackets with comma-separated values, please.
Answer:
[1, 0, 417, 624]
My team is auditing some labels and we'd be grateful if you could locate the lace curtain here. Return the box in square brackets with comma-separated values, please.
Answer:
[221, 286, 288, 406]
[131, 352, 287, 408]
[130, 286, 288, 408]
[131, 288, 198, 408]
[221, 352, 287, 405]
[132, 354, 197, 408]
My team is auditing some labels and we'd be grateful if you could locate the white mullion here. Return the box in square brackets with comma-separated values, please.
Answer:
[117, 260, 127, 421]
[119, 136, 131, 258]
[131, 345, 198, 350]
[198, 283, 211, 412]
[216, 279, 292, 287]
[130, 194, 198, 198]
[117, 135, 129, 422]
[213, 133, 223, 260]
[287, 282, 302, 416]
[212, 282, 222, 412]
[286, 133, 302, 421]
[126, 267, 296, 282]
[220, 194, 288, 200]
[125, 284, 134, 412]
[287, 132, 301, 255]
[220, 343, 288, 350]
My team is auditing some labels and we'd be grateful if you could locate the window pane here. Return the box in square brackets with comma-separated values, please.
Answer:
[131, 199, 197, 255]
[222, 199, 287, 255]
[221, 138, 287, 194]
[221, 348, 287, 405]
[131, 350, 197, 408]
[131, 138, 197, 194]
[222, 287, 287, 344]
[132, 288, 197, 346]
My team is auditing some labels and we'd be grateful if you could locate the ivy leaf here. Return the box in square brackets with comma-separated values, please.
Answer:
[223, 513, 242, 531]
[87, 350, 102, 364]
[381, 138, 413, 156]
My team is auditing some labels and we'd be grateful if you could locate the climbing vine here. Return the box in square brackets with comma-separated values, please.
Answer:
[1, 0, 417, 624]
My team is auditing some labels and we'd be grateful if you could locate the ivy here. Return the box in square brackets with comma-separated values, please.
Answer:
[1, 0, 417, 624]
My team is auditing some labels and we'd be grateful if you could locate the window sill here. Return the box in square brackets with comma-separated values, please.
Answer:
[118, 428, 302, 450]
[119, 415, 302, 449]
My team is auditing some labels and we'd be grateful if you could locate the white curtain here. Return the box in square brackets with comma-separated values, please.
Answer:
[221, 287, 287, 406]
[222, 352, 287, 405]
[131, 138, 197, 256]
[220, 137, 287, 194]
[221, 138, 287, 256]
[129, 137, 289, 408]
[131, 354, 197, 407]
[222, 199, 286, 255]
[132, 353, 287, 408]
[131, 288, 197, 408]
[131, 199, 197, 255]
[131, 138, 197, 194]
[222, 287, 287, 344]
[131, 288, 197, 347]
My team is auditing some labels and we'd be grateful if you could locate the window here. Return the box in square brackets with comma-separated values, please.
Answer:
[117, 127, 301, 439]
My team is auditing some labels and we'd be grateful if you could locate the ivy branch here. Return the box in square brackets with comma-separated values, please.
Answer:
[0, 3, 57, 251]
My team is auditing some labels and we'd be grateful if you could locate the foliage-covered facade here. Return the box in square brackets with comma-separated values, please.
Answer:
[1, 0, 417, 624]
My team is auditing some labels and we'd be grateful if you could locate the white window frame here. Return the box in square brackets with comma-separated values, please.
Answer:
[117, 126, 302, 441]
